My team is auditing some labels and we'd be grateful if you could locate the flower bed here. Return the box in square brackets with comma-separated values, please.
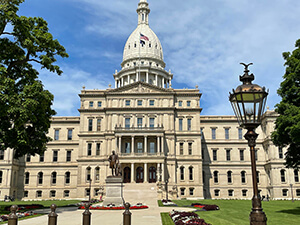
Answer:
[4, 204, 44, 211]
[169, 210, 211, 225]
[162, 199, 177, 206]
[0, 211, 37, 222]
[78, 203, 148, 210]
[190, 203, 219, 211]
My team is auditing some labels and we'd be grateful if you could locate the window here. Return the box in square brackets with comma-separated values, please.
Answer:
[65, 172, 70, 185]
[24, 172, 29, 185]
[88, 119, 93, 131]
[280, 169, 286, 182]
[256, 171, 260, 183]
[85, 188, 90, 197]
[89, 101, 93, 107]
[54, 129, 59, 140]
[180, 188, 185, 196]
[51, 172, 57, 185]
[188, 143, 192, 155]
[180, 143, 184, 155]
[242, 189, 247, 197]
[213, 171, 219, 183]
[297, 189, 300, 197]
[87, 143, 92, 156]
[149, 118, 155, 128]
[137, 100, 142, 106]
[200, 128, 204, 139]
[39, 154, 44, 162]
[67, 129, 72, 140]
[53, 151, 58, 162]
[187, 101, 191, 107]
[50, 190, 56, 198]
[178, 101, 182, 107]
[213, 149, 217, 161]
[187, 118, 191, 131]
[226, 149, 231, 161]
[125, 118, 130, 128]
[66, 150, 71, 162]
[227, 171, 232, 183]
[94, 188, 100, 196]
[149, 100, 154, 106]
[86, 167, 91, 181]
[282, 189, 288, 197]
[214, 189, 220, 197]
[149, 142, 155, 154]
[240, 149, 244, 161]
[142, 13, 145, 21]
[125, 142, 130, 154]
[225, 128, 229, 140]
[125, 100, 130, 106]
[98, 101, 102, 107]
[189, 188, 194, 196]
[36, 191, 42, 198]
[238, 128, 243, 139]
[180, 167, 184, 180]
[137, 118, 143, 128]
[179, 119, 183, 131]
[189, 167, 193, 180]
[228, 189, 234, 197]
[0, 171, 2, 184]
[26, 154, 31, 162]
[95, 167, 100, 181]
[38, 172, 43, 185]
[96, 143, 100, 156]
[294, 170, 299, 182]
[278, 147, 283, 159]
[241, 171, 246, 183]
[137, 142, 143, 153]
[24, 191, 28, 198]
[211, 128, 216, 139]
[0, 150, 4, 160]
[255, 150, 258, 161]
[96, 119, 101, 131]
[64, 190, 70, 197]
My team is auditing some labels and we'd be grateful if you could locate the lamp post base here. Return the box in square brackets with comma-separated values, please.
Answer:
[250, 209, 267, 225]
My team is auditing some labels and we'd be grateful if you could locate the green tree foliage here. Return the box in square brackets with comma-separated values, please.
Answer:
[272, 39, 300, 169]
[0, 0, 68, 158]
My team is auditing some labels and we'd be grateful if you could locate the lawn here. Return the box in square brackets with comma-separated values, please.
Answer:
[160, 199, 300, 225]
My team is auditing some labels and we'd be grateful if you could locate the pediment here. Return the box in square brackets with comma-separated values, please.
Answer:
[108, 82, 173, 94]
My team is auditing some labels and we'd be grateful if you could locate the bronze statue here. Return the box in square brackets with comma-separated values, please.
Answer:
[108, 151, 121, 176]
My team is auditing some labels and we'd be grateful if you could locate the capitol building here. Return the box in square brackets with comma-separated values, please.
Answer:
[0, 0, 299, 201]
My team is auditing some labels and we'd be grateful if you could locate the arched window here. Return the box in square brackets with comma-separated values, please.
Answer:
[95, 167, 100, 181]
[86, 167, 91, 181]
[241, 171, 246, 183]
[180, 166, 184, 181]
[227, 171, 232, 183]
[51, 172, 57, 185]
[24, 172, 30, 185]
[65, 172, 70, 185]
[0, 170, 2, 184]
[280, 169, 286, 183]
[38, 172, 43, 185]
[294, 170, 299, 183]
[213, 171, 218, 183]
[189, 166, 193, 181]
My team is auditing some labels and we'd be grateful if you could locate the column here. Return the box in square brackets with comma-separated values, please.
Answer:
[162, 163, 165, 182]
[131, 163, 134, 183]
[157, 136, 160, 154]
[144, 163, 148, 183]
[115, 136, 118, 152]
[144, 136, 148, 154]
[157, 163, 161, 182]
[118, 136, 121, 153]
[121, 77, 124, 87]
[115, 80, 117, 88]
[155, 74, 158, 85]
[136, 72, 139, 81]
[128, 75, 130, 84]
[162, 77, 165, 88]
[131, 136, 134, 154]
[169, 79, 172, 88]
[162, 136, 165, 154]
[146, 72, 149, 83]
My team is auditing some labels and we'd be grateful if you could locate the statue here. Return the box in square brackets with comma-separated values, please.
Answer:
[108, 151, 121, 177]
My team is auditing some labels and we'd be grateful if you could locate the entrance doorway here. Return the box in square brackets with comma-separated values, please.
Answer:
[149, 166, 157, 183]
[123, 167, 131, 183]
[136, 167, 144, 183]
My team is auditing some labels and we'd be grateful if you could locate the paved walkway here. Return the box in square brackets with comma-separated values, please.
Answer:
[12, 183, 193, 225]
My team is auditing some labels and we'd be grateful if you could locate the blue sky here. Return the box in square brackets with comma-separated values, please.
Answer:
[15, 0, 300, 116]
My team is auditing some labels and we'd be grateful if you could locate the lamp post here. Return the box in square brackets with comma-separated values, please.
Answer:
[229, 63, 268, 225]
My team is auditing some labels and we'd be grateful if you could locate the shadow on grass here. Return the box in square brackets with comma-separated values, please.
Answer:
[276, 207, 300, 215]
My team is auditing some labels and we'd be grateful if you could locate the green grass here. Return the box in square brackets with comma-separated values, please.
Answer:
[0, 214, 44, 224]
[160, 199, 300, 225]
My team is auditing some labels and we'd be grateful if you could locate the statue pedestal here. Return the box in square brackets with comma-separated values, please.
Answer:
[103, 176, 124, 206]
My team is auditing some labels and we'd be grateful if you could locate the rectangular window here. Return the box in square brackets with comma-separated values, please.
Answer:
[87, 143, 92, 156]
[149, 142, 155, 154]
[225, 128, 229, 140]
[98, 101, 102, 107]
[53, 151, 58, 162]
[214, 190, 220, 197]
[0, 150, 4, 160]
[137, 118, 143, 128]
[213, 149, 217, 161]
[67, 129, 72, 140]
[125, 118, 130, 128]
[54, 129, 59, 140]
[149, 100, 154, 106]
[187, 118, 191, 131]
[26, 154, 31, 162]
[125, 142, 130, 154]
[97, 119, 101, 131]
[255, 150, 258, 161]
[278, 147, 283, 159]
[226, 149, 231, 161]
[179, 119, 183, 131]
[125, 100, 130, 106]
[149, 118, 155, 128]
[189, 188, 194, 196]
[228, 190, 234, 197]
[187, 101, 191, 107]
[240, 149, 244, 161]
[24, 191, 28, 198]
[96, 143, 100, 156]
[188, 143, 192, 155]
[294, 170, 299, 183]
[178, 101, 182, 107]
[88, 119, 93, 131]
[180, 188, 185, 196]
[89, 101, 93, 107]
[66, 150, 71, 162]
[137, 142, 143, 153]
[85, 189, 90, 197]
[238, 128, 243, 139]
[211, 128, 216, 139]
[39, 154, 44, 162]
[64, 190, 70, 197]
[282, 189, 288, 197]
[242, 190, 247, 197]
[50, 190, 56, 198]
[36, 191, 42, 198]
[180, 143, 184, 155]
[137, 100, 142, 106]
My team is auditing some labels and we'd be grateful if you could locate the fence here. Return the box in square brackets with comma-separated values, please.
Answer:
[7, 202, 132, 225]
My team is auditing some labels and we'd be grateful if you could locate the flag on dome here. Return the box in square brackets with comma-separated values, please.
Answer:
[140, 33, 149, 46]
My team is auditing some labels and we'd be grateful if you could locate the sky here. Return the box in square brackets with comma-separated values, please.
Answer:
[13, 0, 300, 116]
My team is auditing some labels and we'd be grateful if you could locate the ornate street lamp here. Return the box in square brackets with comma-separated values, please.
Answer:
[229, 63, 268, 225]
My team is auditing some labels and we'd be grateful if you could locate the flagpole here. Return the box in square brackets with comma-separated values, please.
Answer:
[139, 33, 141, 82]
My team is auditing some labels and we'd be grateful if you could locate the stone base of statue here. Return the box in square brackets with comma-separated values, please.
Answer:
[103, 176, 124, 206]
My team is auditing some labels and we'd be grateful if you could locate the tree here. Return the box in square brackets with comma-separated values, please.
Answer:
[0, 0, 68, 158]
[272, 39, 300, 169]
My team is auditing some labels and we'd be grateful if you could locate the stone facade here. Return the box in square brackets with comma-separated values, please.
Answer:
[0, 0, 299, 201]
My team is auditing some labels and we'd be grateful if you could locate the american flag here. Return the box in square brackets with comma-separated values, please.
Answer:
[140, 33, 149, 41]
